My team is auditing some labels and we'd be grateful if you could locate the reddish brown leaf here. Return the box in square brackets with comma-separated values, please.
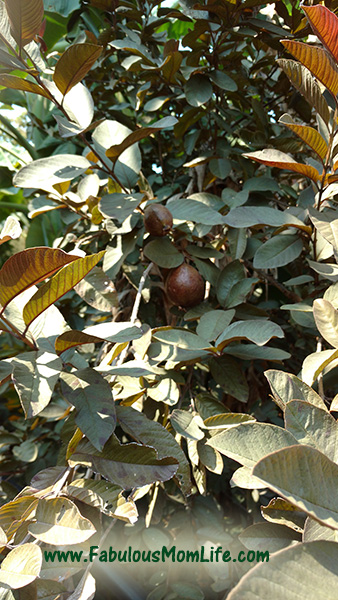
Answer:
[5, 0, 44, 51]
[303, 5, 338, 64]
[53, 43, 103, 96]
[243, 149, 322, 184]
[0, 247, 78, 314]
[0, 75, 52, 99]
[282, 40, 338, 99]
[279, 114, 328, 162]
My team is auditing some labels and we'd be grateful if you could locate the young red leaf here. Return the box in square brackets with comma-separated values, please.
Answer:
[281, 40, 338, 99]
[0, 247, 78, 314]
[5, 0, 44, 52]
[303, 5, 338, 64]
[243, 149, 322, 184]
[53, 43, 103, 96]
[279, 114, 328, 162]
[23, 251, 105, 329]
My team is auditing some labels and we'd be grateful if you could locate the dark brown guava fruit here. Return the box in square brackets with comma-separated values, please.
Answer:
[166, 263, 205, 307]
[143, 203, 173, 236]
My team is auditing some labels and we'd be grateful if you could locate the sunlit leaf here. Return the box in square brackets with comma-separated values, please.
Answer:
[28, 497, 96, 545]
[313, 298, 338, 348]
[0, 247, 78, 313]
[0, 215, 22, 246]
[23, 251, 105, 329]
[0, 544, 42, 589]
[5, 0, 44, 51]
[0, 74, 52, 98]
[303, 5, 338, 64]
[282, 40, 338, 99]
[106, 117, 177, 161]
[53, 43, 103, 95]
[279, 114, 328, 162]
[13, 154, 91, 194]
[244, 149, 321, 183]
[55, 322, 143, 354]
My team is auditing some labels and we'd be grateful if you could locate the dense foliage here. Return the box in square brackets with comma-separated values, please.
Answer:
[1, 0, 338, 598]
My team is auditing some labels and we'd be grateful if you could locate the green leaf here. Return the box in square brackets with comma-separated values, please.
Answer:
[209, 356, 249, 403]
[29, 497, 96, 545]
[239, 522, 300, 553]
[99, 193, 142, 223]
[224, 344, 290, 362]
[0, 544, 42, 589]
[60, 368, 116, 452]
[253, 445, 338, 529]
[313, 298, 338, 347]
[285, 401, 338, 462]
[225, 278, 258, 308]
[204, 413, 255, 430]
[53, 43, 103, 95]
[230, 465, 266, 490]
[170, 410, 205, 441]
[74, 267, 117, 313]
[144, 237, 184, 268]
[116, 405, 191, 495]
[167, 197, 224, 225]
[13, 154, 91, 194]
[303, 517, 338, 542]
[264, 369, 327, 411]
[196, 310, 234, 341]
[209, 69, 237, 91]
[147, 377, 180, 405]
[11, 350, 62, 418]
[253, 235, 303, 269]
[207, 422, 298, 468]
[228, 541, 338, 600]
[216, 319, 284, 349]
[184, 74, 212, 107]
[43, 0, 80, 16]
[224, 206, 306, 230]
[308, 208, 338, 252]
[68, 436, 179, 488]
[0, 247, 78, 313]
[217, 260, 245, 307]
[5, 0, 44, 51]
[64, 478, 133, 518]
[22, 250, 105, 329]
[55, 322, 143, 354]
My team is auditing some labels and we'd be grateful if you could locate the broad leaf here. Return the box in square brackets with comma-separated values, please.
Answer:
[116, 405, 191, 495]
[228, 541, 338, 600]
[313, 298, 338, 347]
[224, 206, 306, 230]
[238, 522, 300, 553]
[5, 0, 44, 51]
[216, 319, 284, 349]
[308, 208, 338, 252]
[53, 43, 103, 95]
[68, 436, 179, 488]
[253, 445, 338, 529]
[55, 322, 143, 354]
[0, 74, 52, 98]
[303, 517, 338, 542]
[204, 413, 255, 429]
[23, 251, 105, 329]
[278, 59, 330, 125]
[253, 235, 303, 269]
[60, 368, 116, 452]
[303, 5, 338, 64]
[11, 350, 62, 418]
[282, 40, 338, 99]
[285, 400, 338, 462]
[0, 544, 42, 589]
[216, 260, 245, 307]
[261, 497, 306, 532]
[207, 422, 298, 468]
[279, 114, 328, 162]
[0, 247, 78, 313]
[264, 369, 326, 411]
[29, 497, 96, 545]
[144, 237, 184, 268]
[244, 149, 321, 183]
[13, 154, 91, 194]
[196, 310, 235, 341]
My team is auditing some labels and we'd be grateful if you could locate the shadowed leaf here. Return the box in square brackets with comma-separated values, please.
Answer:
[106, 117, 177, 161]
[53, 43, 103, 95]
[5, 0, 44, 51]
[55, 322, 143, 354]
[0, 74, 52, 98]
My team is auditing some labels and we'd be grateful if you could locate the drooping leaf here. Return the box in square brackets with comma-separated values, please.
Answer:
[253, 235, 303, 269]
[223, 206, 306, 230]
[303, 4, 338, 64]
[253, 445, 338, 529]
[0, 215, 22, 246]
[244, 149, 321, 183]
[308, 208, 338, 252]
[216, 319, 284, 349]
[144, 237, 184, 268]
[285, 400, 338, 462]
[279, 113, 328, 162]
[53, 43, 103, 95]
[0, 247, 78, 313]
[196, 310, 235, 341]
[116, 405, 191, 495]
[209, 356, 249, 403]
[0, 74, 52, 98]
[55, 322, 143, 354]
[68, 436, 179, 488]
[106, 117, 177, 161]
[227, 541, 338, 600]
[216, 260, 245, 307]
[28, 497, 96, 545]
[264, 369, 326, 411]
[313, 298, 338, 347]
[60, 368, 116, 452]
[261, 497, 306, 532]
[282, 40, 338, 99]
[277, 59, 330, 125]
[64, 479, 127, 517]
[5, 0, 44, 51]
[22, 250, 105, 329]
[13, 154, 91, 194]
[11, 350, 62, 418]
[184, 74, 213, 107]
[207, 422, 298, 468]
[0, 544, 42, 589]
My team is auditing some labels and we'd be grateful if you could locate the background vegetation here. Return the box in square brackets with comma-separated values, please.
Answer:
[1, 0, 338, 598]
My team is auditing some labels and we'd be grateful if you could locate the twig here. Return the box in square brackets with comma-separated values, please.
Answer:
[245, 260, 302, 303]
[316, 337, 325, 399]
